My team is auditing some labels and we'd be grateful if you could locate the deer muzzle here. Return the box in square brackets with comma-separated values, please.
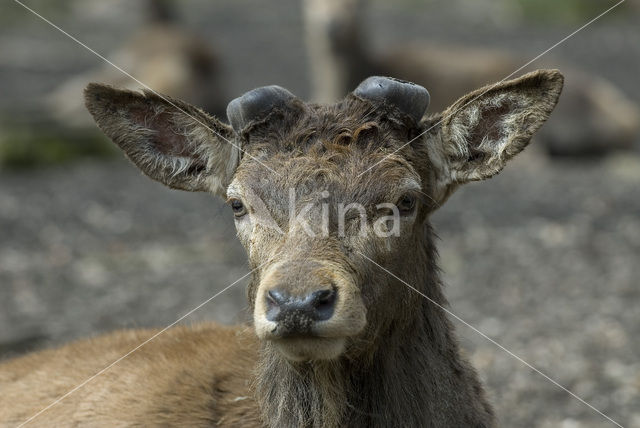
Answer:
[253, 260, 367, 361]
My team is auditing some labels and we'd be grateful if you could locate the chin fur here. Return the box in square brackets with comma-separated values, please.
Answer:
[254, 342, 347, 428]
[272, 337, 346, 362]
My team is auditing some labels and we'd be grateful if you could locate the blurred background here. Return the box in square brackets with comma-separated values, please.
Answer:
[0, 0, 639, 426]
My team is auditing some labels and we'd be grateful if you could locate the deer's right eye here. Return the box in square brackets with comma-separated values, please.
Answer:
[229, 199, 247, 218]
[396, 194, 416, 216]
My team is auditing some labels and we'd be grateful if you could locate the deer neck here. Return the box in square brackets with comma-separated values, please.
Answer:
[254, 224, 493, 427]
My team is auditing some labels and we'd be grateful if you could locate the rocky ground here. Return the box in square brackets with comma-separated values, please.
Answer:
[1, 1, 639, 427]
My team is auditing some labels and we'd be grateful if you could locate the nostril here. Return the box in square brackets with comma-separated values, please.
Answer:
[310, 289, 336, 321]
[266, 289, 289, 322]
[313, 289, 335, 306]
[267, 289, 287, 306]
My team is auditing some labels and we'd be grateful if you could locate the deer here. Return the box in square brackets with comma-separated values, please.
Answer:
[303, 0, 639, 156]
[0, 69, 563, 427]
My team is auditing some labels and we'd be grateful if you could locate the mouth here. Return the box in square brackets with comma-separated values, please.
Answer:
[254, 302, 366, 362]
[270, 336, 347, 362]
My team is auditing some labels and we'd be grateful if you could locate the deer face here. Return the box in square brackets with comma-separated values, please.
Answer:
[85, 70, 563, 362]
[228, 134, 425, 361]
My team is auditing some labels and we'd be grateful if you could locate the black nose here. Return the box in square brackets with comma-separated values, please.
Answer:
[266, 288, 336, 333]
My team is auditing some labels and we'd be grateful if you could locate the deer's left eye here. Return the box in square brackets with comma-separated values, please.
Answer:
[397, 194, 416, 215]
[229, 198, 247, 218]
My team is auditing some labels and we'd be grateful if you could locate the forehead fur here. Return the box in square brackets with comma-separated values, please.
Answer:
[231, 97, 431, 204]
[239, 94, 427, 154]
[238, 146, 420, 205]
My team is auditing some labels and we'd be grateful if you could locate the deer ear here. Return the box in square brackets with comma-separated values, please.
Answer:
[427, 69, 563, 205]
[84, 83, 238, 197]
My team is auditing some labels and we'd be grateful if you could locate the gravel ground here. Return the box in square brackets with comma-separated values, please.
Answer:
[1, 1, 639, 427]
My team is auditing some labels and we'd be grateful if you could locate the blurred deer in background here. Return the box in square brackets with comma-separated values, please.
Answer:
[45, 0, 227, 129]
[304, 0, 639, 156]
[1, 69, 563, 426]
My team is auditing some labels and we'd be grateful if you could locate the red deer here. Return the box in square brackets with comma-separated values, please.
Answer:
[0, 69, 563, 426]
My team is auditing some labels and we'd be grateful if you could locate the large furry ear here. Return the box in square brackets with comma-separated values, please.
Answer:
[426, 69, 563, 205]
[84, 83, 238, 196]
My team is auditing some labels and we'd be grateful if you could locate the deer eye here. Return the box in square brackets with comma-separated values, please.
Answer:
[228, 198, 247, 218]
[397, 194, 416, 216]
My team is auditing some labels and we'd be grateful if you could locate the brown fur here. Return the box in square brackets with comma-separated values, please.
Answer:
[0, 325, 260, 426]
[0, 70, 563, 427]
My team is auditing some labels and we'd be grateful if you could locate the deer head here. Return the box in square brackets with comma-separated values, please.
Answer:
[85, 70, 563, 363]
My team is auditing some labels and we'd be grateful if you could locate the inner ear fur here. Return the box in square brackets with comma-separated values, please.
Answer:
[424, 69, 563, 206]
[84, 83, 237, 196]
[441, 69, 564, 181]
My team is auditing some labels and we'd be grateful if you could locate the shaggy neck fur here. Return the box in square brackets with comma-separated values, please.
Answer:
[253, 224, 495, 428]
